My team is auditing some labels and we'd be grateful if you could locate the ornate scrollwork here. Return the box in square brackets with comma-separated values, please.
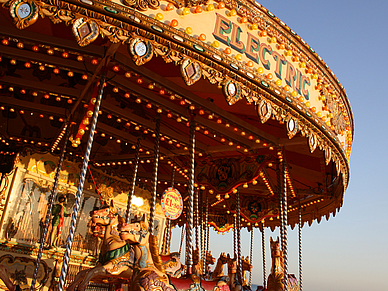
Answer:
[128, 37, 154, 65]
[8, 0, 39, 29]
[257, 99, 272, 124]
[123, 0, 160, 11]
[180, 58, 202, 86]
[72, 18, 99, 47]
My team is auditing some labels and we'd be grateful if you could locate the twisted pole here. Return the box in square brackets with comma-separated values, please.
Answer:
[126, 137, 141, 223]
[149, 114, 161, 234]
[205, 193, 209, 253]
[262, 221, 266, 288]
[185, 119, 195, 275]
[195, 188, 199, 251]
[281, 156, 288, 291]
[236, 188, 242, 283]
[249, 227, 253, 287]
[58, 76, 105, 291]
[200, 190, 204, 275]
[162, 167, 175, 254]
[30, 125, 70, 291]
[298, 203, 303, 291]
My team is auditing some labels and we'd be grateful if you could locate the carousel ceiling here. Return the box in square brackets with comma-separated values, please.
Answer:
[0, 0, 353, 230]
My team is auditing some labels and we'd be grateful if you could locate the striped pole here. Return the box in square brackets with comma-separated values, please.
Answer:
[58, 76, 105, 291]
[30, 125, 70, 291]
[185, 119, 195, 275]
[125, 137, 141, 223]
[149, 115, 161, 234]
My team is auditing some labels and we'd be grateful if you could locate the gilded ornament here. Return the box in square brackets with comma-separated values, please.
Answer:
[8, 0, 38, 29]
[180, 58, 202, 86]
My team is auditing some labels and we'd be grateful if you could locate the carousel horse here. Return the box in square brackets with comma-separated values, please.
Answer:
[226, 254, 242, 291]
[161, 252, 185, 278]
[119, 217, 176, 291]
[120, 220, 229, 291]
[204, 250, 216, 277]
[241, 256, 253, 290]
[211, 252, 228, 278]
[192, 248, 216, 277]
[67, 202, 136, 291]
[266, 237, 299, 291]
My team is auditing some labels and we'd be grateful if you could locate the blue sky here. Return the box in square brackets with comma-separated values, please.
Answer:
[172, 1, 388, 290]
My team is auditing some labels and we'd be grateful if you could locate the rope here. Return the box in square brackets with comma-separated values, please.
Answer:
[58, 75, 105, 291]
[30, 125, 70, 291]
[125, 137, 141, 223]
[149, 115, 161, 234]
[185, 119, 195, 275]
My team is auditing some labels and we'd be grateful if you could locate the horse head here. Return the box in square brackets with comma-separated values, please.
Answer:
[119, 214, 149, 245]
[206, 250, 216, 265]
[218, 252, 228, 265]
[90, 200, 119, 226]
[227, 254, 237, 274]
[90, 221, 105, 239]
[270, 237, 282, 258]
[241, 256, 252, 272]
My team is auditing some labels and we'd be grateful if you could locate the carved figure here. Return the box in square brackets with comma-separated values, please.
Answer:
[211, 252, 228, 278]
[241, 256, 252, 290]
[266, 237, 299, 291]
[48, 195, 70, 248]
[67, 202, 136, 291]
[160, 252, 184, 278]
[120, 221, 229, 291]
[226, 254, 242, 291]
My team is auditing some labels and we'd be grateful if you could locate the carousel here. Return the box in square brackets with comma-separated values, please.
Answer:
[0, 0, 353, 290]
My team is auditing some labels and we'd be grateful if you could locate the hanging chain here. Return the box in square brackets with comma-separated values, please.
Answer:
[262, 221, 266, 289]
[30, 125, 70, 291]
[249, 228, 253, 287]
[126, 137, 141, 223]
[298, 203, 303, 291]
[58, 76, 105, 291]
[186, 119, 195, 274]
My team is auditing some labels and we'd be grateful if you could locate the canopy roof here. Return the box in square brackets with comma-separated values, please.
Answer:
[0, 0, 353, 230]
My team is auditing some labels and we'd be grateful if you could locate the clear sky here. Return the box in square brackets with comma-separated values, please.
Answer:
[171, 1, 388, 290]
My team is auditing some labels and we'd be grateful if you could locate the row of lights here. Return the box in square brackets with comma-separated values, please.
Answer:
[288, 198, 325, 212]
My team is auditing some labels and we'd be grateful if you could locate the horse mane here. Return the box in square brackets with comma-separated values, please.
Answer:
[149, 233, 165, 273]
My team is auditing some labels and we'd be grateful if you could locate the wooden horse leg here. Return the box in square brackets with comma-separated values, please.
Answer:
[77, 266, 108, 291]
[67, 268, 92, 291]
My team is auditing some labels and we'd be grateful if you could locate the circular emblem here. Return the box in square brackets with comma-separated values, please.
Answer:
[227, 82, 236, 96]
[161, 187, 183, 220]
[135, 41, 147, 57]
[17, 3, 31, 19]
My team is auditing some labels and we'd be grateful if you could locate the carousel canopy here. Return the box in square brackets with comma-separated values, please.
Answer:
[0, 0, 353, 230]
